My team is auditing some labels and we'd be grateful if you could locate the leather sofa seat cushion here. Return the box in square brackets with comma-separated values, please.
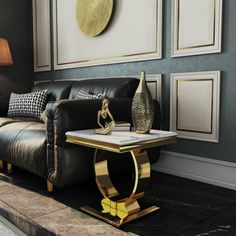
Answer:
[69, 78, 139, 99]
[0, 117, 20, 127]
[32, 81, 73, 102]
[0, 121, 47, 177]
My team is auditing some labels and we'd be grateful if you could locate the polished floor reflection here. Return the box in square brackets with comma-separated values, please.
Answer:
[0, 168, 236, 236]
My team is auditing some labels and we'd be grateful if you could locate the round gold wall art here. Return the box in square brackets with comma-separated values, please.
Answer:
[76, 0, 113, 37]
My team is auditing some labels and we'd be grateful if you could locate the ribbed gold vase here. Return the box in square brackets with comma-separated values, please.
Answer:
[132, 71, 154, 134]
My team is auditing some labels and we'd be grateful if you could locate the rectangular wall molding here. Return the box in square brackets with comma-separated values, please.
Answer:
[171, 0, 223, 57]
[53, 0, 162, 70]
[152, 150, 236, 191]
[170, 71, 221, 142]
[32, 0, 51, 72]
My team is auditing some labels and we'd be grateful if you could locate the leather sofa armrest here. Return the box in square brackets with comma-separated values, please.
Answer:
[0, 96, 10, 116]
[45, 98, 137, 146]
[45, 98, 135, 186]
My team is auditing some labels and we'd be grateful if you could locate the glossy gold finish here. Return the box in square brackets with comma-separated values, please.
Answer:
[66, 134, 176, 153]
[101, 197, 140, 223]
[7, 163, 12, 174]
[76, 0, 113, 37]
[129, 149, 151, 199]
[0, 160, 3, 169]
[94, 149, 118, 197]
[93, 148, 156, 226]
[95, 99, 115, 135]
[66, 130, 176, 226]
[81, 203, 160, 227]
[47, 180, 53, 192]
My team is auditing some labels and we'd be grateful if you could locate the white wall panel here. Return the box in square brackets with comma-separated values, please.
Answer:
[177, 80, 213, 132]
[171, 0, 222, 57]
[170, 71, 221, 142]
[53, 0, 162, 69]
[33, 0, 51, 72]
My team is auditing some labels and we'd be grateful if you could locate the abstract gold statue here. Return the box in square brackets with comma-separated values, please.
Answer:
[95, 99, 115, 135]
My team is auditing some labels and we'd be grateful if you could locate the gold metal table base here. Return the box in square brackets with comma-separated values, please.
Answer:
[81, 205, 159, 227]
[80, 148, 160, 227]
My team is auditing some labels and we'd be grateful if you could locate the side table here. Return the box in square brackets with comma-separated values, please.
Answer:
[66, 129, 177, 227]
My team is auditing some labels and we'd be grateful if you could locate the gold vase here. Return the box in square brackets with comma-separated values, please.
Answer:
[132, 71, 154, 134]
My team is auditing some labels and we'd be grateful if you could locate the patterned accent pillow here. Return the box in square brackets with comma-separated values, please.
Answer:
[7, 90, 48, 119]
[76, 89, 103, 99]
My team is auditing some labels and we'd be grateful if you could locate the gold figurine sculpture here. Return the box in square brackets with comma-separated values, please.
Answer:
[95, 99, 115, 135]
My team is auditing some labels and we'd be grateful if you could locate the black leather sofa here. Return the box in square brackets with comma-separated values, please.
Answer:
[0, 77, 161, 191]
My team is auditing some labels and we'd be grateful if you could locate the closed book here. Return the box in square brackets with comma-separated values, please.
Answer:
[113, 126, 131, 131]
[113, 121, 131, 131]
[114, 121, 131, 127]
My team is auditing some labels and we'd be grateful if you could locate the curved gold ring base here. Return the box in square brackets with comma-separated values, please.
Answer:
[81, 149, 159, 227]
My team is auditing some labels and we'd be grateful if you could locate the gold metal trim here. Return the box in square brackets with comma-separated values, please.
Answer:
[66, 135, 176, 153]
[91, 148, 157, 226]
[176, 0, 216, 50]
[176, 79, 214, 134]
[94, 149, 150, 200]
[7, 163, 12, 174]
[94, 149, 119, 198]
[66, 131, 176, 226]
[47, 180, 53, 192]
[81, 205, 160, 227]
[0, 160, 3, 169]
[56, 49, 159, 66]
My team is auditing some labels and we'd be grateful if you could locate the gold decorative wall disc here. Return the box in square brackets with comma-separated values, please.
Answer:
[76, 0, 113, 37]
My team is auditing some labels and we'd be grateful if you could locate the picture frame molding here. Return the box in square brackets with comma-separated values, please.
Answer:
[52, 0, 163, 70]
[171, 0, 223, 57]
[170, 71, 221, 143]
[32, 0, 51, 72]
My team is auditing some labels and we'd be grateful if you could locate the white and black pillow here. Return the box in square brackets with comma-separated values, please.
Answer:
[7, 90, 48, 119]
[76, 89, 103, 99]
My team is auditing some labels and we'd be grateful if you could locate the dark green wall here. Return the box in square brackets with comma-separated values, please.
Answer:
[0, 0, 32, 96]
[34, 0, 236, 163]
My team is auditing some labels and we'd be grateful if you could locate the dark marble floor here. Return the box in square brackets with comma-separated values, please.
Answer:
[0, 168, 236, 236]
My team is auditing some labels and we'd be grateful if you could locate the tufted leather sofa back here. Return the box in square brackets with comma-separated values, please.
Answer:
[32, 81, 73, 102]
[32, 77, 139, 102]
[68, 77, 139, 99]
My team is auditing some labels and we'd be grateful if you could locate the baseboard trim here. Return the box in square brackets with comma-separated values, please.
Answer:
[152, 150, 236, 190]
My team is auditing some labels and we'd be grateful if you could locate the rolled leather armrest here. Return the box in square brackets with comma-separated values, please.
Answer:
[0, 96, 10, 116]
[45, 98, 136, 186]
[46, 98, 161, 145]
[46, 98, 137, 146]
